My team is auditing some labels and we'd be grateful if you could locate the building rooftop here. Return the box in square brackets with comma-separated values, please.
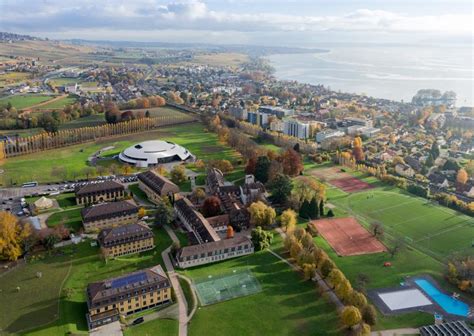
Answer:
[137, 170, 178, 194]
[178, 236, 252, 259]
[98, 223, 153, 247]
[81, 200, 138, 222]
[75, 180, 124, 196]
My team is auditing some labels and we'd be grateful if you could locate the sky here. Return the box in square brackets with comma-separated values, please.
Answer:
[1, 0, 472, 46]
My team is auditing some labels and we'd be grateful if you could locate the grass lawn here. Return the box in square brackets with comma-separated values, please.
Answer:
[21, 227, 173, 336]
[178, 278, 194, 315]
[0, 95, 55, 110]
[48, 78, 95, 87]
[35, 96, 77, 110]
[129, 183, 150, 202]
[0, 122, 241, 185]
[59, 114, 105, 130]
[46, 208, 83, 232]
[123, 318, 178, 336]
[127, 106, 188, 118]
[181, 251, 341, 336]
[0, 254, 72, 334]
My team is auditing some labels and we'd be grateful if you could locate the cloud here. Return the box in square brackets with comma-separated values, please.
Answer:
[0, 0, 471, 37]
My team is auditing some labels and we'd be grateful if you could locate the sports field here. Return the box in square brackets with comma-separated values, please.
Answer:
[311, 217, 386, 256]
[333, 189, 474, 258]
[194, 269, 262, 305]
[310, 166, 373, 193]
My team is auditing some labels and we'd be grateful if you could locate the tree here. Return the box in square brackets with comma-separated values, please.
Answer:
[154, 200, 173, 227]
[430, 142, 440, 160]
[319, 200, 325, 217]
[138, 207, 146, 218]
[0, 212, 31, 261]
[251, 226, 273, 251]
[81, 166, 96, 180]
[299, 199, 311, 219]
[348, 290, 367, 309]
[387, 238, 405, 258]
[327, 268, 345, 289]
[335, 278, 353, 302]
[290, 240, 303, 259]
[320, 258, 336, 278]
[425, 154, 434, 168]
[456, 168, 468, 185]
[308, 197, 319, 219]
[38, 114, 59, 132]
[202, 196, 221, 217]
[210, 159, 233, 173]
[245, 157, 257, 174]
[254, 156, 271, 183]
[280, 149, 303, 176]
[302, 263, 316, 281]
[301, 232, 314, 251]
[362, 304, 377, 326]
[191, 188, 206, 204]
[369, 222, 384, 239]
[249, 201, 276, 228]
[44, 234, 60, 250]
[269, 173, 292, 204]
[327, 209, 334, 217]
[341, 306, 362, 329]
[170, 165, 187, 185]
[280, 209, 297, 232]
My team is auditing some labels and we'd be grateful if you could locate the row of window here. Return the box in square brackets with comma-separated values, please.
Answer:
[95, 291, 169, 312]
[181, 249, 252, 265]
[184, 244, 249, 261]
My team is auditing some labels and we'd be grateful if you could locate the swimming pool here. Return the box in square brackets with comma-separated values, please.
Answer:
[415, 278, 469, 317]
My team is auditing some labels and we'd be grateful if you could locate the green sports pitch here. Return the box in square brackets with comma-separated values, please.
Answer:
[193, 269, 262, 306]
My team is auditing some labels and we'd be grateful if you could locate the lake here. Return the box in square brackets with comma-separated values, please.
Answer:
[267, 44, 473, 107]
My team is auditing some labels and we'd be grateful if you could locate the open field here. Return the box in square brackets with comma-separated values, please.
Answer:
[33, 96, 78, 110]
[126, 106, 188, 118]
[0, 122, 241, 185]
[0, 94, 56, 110]
[311, 217, 387, 256]
[181, 251, 341, 336]
[11, 227, 173, 336]
[310, 166, 374, 193]
[48, 77, 97, 87]
[0, 71, 32, 87]
[59, 114, 106, 129]
[0, 255, 71, 334]
[188, 52, 249, 67]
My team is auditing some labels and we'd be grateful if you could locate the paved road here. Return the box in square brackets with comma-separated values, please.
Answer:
[162, 225, 188, 336]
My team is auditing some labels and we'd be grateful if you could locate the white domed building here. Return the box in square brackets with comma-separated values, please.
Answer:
[119, 140, 193, 167]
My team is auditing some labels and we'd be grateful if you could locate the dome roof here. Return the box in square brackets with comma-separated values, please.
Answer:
[119, 140, 191, 167]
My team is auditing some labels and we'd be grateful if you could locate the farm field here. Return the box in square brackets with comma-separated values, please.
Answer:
[0, 71, 32, 87]
[0, 94, 56, 110]
[187, 52, 249, 67]
[11, 227, 173, 336]
[0, 122, 241, 185]
[127, 106, 188, 118]
[181, 251, 341, 336]
[48, 77, 97, 87]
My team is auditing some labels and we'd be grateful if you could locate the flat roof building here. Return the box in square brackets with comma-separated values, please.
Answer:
[119, 140, 192, 167]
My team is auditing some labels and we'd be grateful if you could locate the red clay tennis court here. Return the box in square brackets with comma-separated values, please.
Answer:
[330, 177, 374, 193]
[311, 217, 386, 256]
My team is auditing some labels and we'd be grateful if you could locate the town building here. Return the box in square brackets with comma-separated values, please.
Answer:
[247, 111, 270, 127]
[258, 105, 294, 118]
[344, 117, 373, 127]
[98, 223, 154, 258]
[137, 170, 180, 204]
[119, 140, 192, 167]
[81, 200, 139, 233]
[174, 197, 221, 244]
[395, 164, 415, 178]
[315, 129, 345, 143]
[283, 118, 317, 139]
[176, 236, 254, 268]
[86, 265, 171, 329]
[75, 181, 125, 205]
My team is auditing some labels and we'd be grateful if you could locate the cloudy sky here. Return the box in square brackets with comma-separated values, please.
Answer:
[1, 0, 472, 46]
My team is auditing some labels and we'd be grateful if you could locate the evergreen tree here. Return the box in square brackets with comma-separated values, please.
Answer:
[430, 142, 440, 160]
[319, 199, 325, 217]
[309, 197, 319, 219]
[254, 156, 271, 183]
[299, 199, 310, 219]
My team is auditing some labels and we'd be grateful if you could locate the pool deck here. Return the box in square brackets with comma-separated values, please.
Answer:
[368, 274, 473, 322]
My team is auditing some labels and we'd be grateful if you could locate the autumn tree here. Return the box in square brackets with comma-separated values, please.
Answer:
[348, 290, 368, 309]
[336, 278, 353, 302]
[302, 263, 316, 281]
[327, 268, 345, 289]
[352, 136, 365, 162]
[138, 207, 146, 218]
[456, 168, 468, 185]
[268, 173, 292, 204]
[251, 226, 273, 251]
[245, 157, 257, 174]
[281, 149, 303, 176]
[191, 187, 206, 204]
[320, 258, 336, 278]
[280, 209, 297, 232]
[249, 201, 276, 228]
[362, 304, 377, 326]
[0, 212, 32, 261]
[210, 159, 233, 173]
[170, 165, 187, 185]
[226, 225, 234, 239]
[300, 232, 314, 251]
[341, 306, 362, 329]
[154, 200, 174, 227]
[202, 196, 221, 217]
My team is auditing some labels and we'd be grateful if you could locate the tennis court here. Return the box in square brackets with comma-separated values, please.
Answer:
[193, 269, 262, 306]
